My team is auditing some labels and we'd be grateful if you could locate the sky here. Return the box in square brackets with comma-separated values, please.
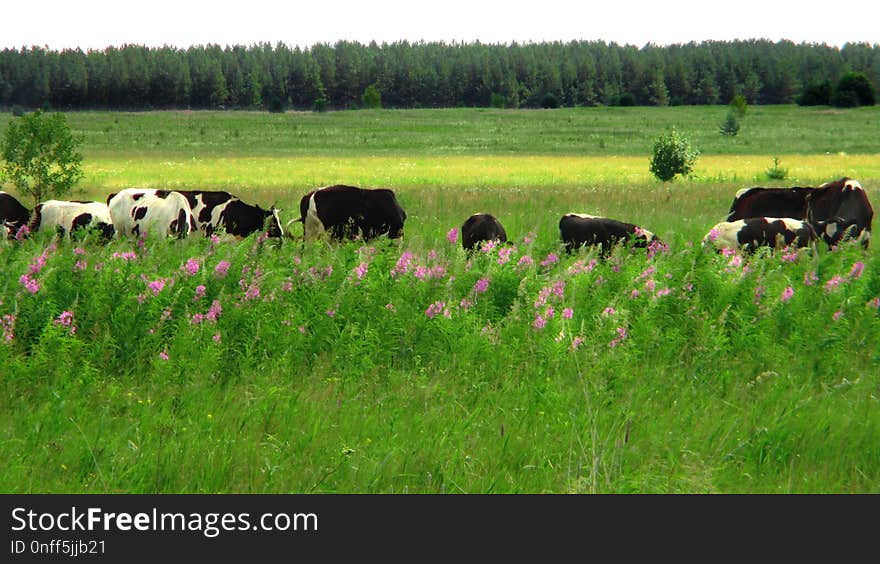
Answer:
[4, 0, 878, 51]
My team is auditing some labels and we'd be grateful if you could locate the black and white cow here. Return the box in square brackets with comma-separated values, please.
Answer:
[176, 191, 284, 239]
[726, 177, 873, 247]
[29, 200, 115, 240]
[461, 213, 508, 252]
[0, 191, 31, 238]
[703, 217, 819, 252]
[559, 213, 661, 256]
[297, 185, 406, 242]
[107, 188, 196, 238]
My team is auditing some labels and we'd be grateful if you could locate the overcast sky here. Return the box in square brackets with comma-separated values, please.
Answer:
[4, 1, 878, 51]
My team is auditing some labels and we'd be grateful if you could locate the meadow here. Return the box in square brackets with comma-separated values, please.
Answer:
[1, 105, 879, 493]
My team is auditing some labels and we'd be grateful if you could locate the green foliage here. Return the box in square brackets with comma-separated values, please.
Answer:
[719, 111, 741, 137]
[540, 93, 559, 109]
[0, 110, 84, 206]
[798, 80, 832, 106]
[764, 156, 789, 180]
[313, 97, 328, 112]
[832, 71, 876, 107]
[649, 127, 699, 182]
[489, 93, 506, 108]
[361, 84, 382, 109]
[729, 94, 748, 118]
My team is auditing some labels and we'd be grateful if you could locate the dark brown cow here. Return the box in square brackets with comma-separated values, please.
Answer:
[726, 177, 873, 247]
[0, 191, 31, 238]
[461, 213, 508, 252]
[559, 213, 662, 257]
[296, 185, 406, 242]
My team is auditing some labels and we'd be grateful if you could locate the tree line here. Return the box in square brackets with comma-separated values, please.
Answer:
[0, 39, 878, 111]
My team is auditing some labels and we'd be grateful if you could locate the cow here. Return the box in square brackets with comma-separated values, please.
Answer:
[559, 213, 661, 257]
[176, 190, 284, 239]
[107, 188, 196, 238]
[702, 217, 819, 253]
[461, 213, 508, 252]
[29, 200, 115, 241]
[296, 185, 406, 242]
[726, 177, 873, 248]
[0, 191, 31, 238]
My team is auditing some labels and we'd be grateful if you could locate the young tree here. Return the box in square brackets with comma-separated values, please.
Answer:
[362, 84, 382, 109]
[649, 127, 699, 182]
[719, 111, 741, 136]
[0, 110, 84, 206]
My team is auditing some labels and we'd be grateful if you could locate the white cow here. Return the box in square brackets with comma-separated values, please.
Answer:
[30, 200, 115, 240]
[108, 188, 196, 238]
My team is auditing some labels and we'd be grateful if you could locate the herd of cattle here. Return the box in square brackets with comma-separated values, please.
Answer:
[0, 178, 874, 257]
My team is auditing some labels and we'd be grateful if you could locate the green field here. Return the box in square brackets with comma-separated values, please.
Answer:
[1, 106, 879, 493]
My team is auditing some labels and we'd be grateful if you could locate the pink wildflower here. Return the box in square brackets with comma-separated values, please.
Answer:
[849, 262, 865, 279]
[19, 274, 39, 294]
[824, 276, 844, 293]
[391, 252, 413, 277]
[73, 247, 86, 255]
[194, 285, 207, 301]
[780, 286, 794, 303]
[385, 302, 396, 312]
[159, 351, 169, 361]
[212, 333, 221, 343]
[446, 227, 459, 244]
[353, 262, 369, 281]
[532, 314, 547, 330]
[602, 307, 616, 316]
[474, 278, 490, 294]
[868, 297, 880, 309]
[206, 300, 222, 322]
[562, 307, 573, 319]
[517, 255, 534, 269]
[1, 314, 15, 342]
[804, 271, 818, 286]
[74, 260, 87, 271]
[183, 258, 200, 276]
[215, 260, 231, 278]
[147, 278, 166, 296]
[570, 336, 584, 351]
[425, 301, 446, 319]
[832, 310, 844, 321]
[540, 253, 559, 268]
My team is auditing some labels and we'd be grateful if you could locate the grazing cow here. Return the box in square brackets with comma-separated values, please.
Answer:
[0, 191, 31, 237]
[726, 177, 873, 247]
[559, 213, 661, 256]
[297, 185, 406, 242]
[176, 190, 284, 239]
[29, 200, 115, 240]
[107, 188, 196, 238]
[703, 217, 818, 252]
[461, 213, 508, 252]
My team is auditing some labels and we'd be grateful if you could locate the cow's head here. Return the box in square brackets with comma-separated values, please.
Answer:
[265, 205, 284, 238]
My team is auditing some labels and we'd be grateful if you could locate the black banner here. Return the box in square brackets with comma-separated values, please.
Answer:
[0, 494, 871, 561]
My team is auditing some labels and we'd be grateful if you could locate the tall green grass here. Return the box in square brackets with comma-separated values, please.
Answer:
[1, 228, 877, 493]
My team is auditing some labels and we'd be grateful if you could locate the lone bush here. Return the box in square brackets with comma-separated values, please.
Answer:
[540, 93, 559, 109]
[362, 84, 382, 109]
[719, 110, 740, 137]
[832, 71, 875, 107]
[649, 127, 699, 182]
[490, 93, 506, 108]
[729, 94, 748, 118]
[798, 80, 832, 106]
[1, 109, 84, 206]
[764, 156, 789, 180]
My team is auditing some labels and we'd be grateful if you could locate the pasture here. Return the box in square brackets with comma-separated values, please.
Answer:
[1, 106, 879, 493]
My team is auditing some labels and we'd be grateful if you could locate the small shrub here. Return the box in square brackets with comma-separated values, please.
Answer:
[11, 105, 25, 117]
[833, 71, 876, 107]
[313, 98, 328, 112]
[649, 127, 699, 182]
[618, 92, 636, 107]
[490, 93, 506, 109]
[719, 111, 740, 137]
[798, 80, 832, 106]
[362, 84, 382, 109]
[729, 94, 748, 118]
[540, 93, 559, 109]
[765, 157, 789, 181]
